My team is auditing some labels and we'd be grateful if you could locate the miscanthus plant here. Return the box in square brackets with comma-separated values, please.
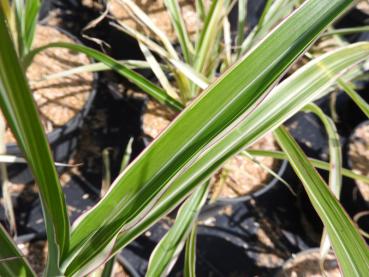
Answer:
[0, 0, 41, 239]
[102, 0, 369, 274]
[0, 0, 40, 60]
[107, 0, 304, 107]
[1, 0, 369, 276]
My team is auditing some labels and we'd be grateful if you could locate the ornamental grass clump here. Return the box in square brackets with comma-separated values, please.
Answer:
[1, 0, 369, 276]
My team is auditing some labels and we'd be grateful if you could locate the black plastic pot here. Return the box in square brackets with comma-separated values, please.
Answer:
[1, 83, 146, 250]
[284, 112, 333, 244]
[50, 0, 145, 62]
[285, 111, 328, 243]
[214, 159, 289, 204]
[116, 255, 141, 277]
[170, 233, 262, 276]
[0, 172, 99, 243]
[276, 248, 339, 277]
[121, 225, 282, 276]
[121, 186, 311, 276]
[286, 111, 334, 160]
[71, 78, 147, 194]
[2, 182, 311, 276]
[6, 25, 98, 184]
[347, 119, 369, 165]
[347, 120, 369, 210]
[38, 0, 53, 21]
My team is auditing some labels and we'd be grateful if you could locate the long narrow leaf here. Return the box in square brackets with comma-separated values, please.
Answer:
[13, 0, 25, 57]
[25, 42, 184, 112]
[195, 0, 206, 21]
[258, 0, 298, 39]
[164, 0, 194, 63]
[0, 9, 69, 275]
[339, 79, 369, 118]
[38, 60, 154, 82]
[116, 0, 179, 60]
[138, 42, 179, 100]
[322, 26, 369, 37]
[240, 0, 298, 54]
[246, 149, 369, 184]
[100, 257, 116, 277]
[111, 21, 170, 58]
[304, 104, 342, 196]
[146, 183, 209, 277]
[111, 42, 369, 260]
[274, 126, 369, 275]
[236, 0, 247, 57]
[240, 150, 294, 194]
[223, 16, 232, 68]
[169, 58, 209, 90]
[194, 0, 227, 76]
[111, 8, 193, 101]
[0, 224, 36, 276]
[23, 0, 40, 53]
[63, 2, 355, 274]
[0, 116, 16, 236]
[0, 1, 12, 24]
[304, 104, 342, 267]
[184, 225, 197, 277]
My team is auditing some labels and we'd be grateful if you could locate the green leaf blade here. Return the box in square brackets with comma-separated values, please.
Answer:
[0, 224, 36, 277]
[146, 183, 208, 277]
[63, 1, 355, 274]
[111, 42, 369, 260]
[23, 0, 40, 53]
[0, 10, 69, 275]
[164, 0, 194, 63]
[184, 225, 197, 277]
[274, 126, 369, 276]
[26, 42, 184, 112]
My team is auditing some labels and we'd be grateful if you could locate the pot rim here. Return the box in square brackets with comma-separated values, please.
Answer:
[346, 119, 369, 171]
[6, 23, 98, 154]
[215, 158, 289, 204]
[279, 247, 339, 276]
